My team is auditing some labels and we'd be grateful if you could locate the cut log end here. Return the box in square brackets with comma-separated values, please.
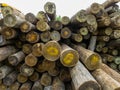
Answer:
[42, 41, 61, 61]
[85, 53, 102, 70]
[60, 49, 79, 67]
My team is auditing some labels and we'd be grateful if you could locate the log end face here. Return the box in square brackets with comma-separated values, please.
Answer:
[85, 53, 102, 70]
[44, 2, 56, 14]
[26, 31, 39, 43]
[20, 22, 30, 32]
[76, 10, 87, 23]
[43, 41, 61, 61]
[4, 14, 17, 27]
[8, 56, 18, 66]
[60, 49, 79, 67]
[90, 3, 101, 14]
[25, 54, 38, 67]
[61, 27, 71, 39]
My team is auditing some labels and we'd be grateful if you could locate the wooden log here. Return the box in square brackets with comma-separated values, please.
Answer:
[71, 33, 83, 43]
[1, 6, 25, 19]
[110, 15, 120, 28]
[3, 71, 18, 86]
[61, 16, 70, 25]
[86, 14, 97, 25]
[20, 21, 35, 33]
[88, 36, 97, 51]
[70, 61, 101, 90]
[108, 49, 118, 56]
[60, 44, 79, 67]
[87, 23, 98, 32]
[95, 44, 103, 52]
[25, 13, 38, 24]
[32, 43, 44, 57]
[109, 62, 117, 70]
[51, 21, 63, 30]
[20, 64, 34, 76]
[102, 47, 108, 54]
[114, 57, 120, 65]
[59, 68, 71, 82]
[29, 71, 39, 82]
[25, 53, 38, 67]
[92, 69, 120, 90]
[98, 16, 111, 27]
[79, 27, 88, 36]
[22, 44, 32, 54]
[101, 63, 120, 83]
[102, 0, 120, 9]
[72, 44, 102, 70]
[42, 59, 56, 71]
[36, 11, 49, 22]
[0, 35, 12, 46]
[52, 77, 65, 90]
[105, 4, 119, 14]
[44, 2, 56, 20]
[35, 61, 46, 73]
[1, 28, 17, 39]
[0, 65, 13, 79]
[36, 21, 50, 32]
[50, 31, 61, 41]
[40, 31, 51, 42]
[42, 41, 61, 61]
[112, 30, 120, 39]
[17, 73, 28, 83]
[0, 46, 17, 62]
[61, 27, 72, 39]
[32, 80, 43, 90]
[71, 10, 87, 26]
[40, 72, 52, 86]
[4, 14, 25, 27]
[109, 11, 120, 18]
[26, 31, 40, 43]
[19, 82, 32, 90]
[87, 3, 103, 14]
[48, 66, 60, 76]
[8, 51, 25, 66]
[9, 81, 21, 90]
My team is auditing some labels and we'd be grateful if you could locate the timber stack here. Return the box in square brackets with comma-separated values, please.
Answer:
[0, 0, 120, 89]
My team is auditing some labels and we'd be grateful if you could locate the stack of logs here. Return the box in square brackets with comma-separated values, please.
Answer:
[0, 0, 120, 90]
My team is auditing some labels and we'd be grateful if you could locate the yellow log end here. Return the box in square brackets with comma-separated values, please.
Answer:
[63, 52, 74, 65]
[46, 46, 59, 56]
